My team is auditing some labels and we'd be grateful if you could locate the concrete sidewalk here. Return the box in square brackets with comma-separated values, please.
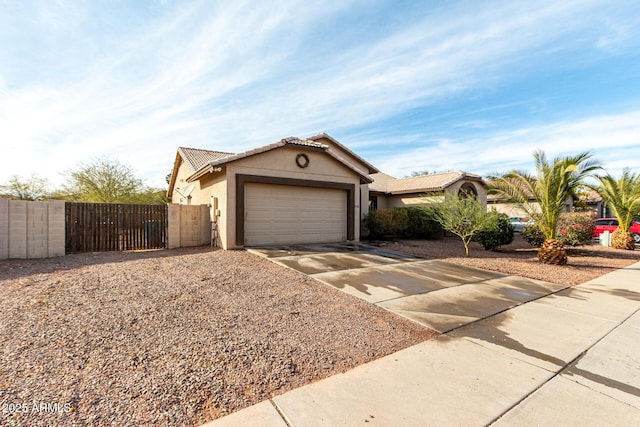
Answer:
[204, 261, 640, 426]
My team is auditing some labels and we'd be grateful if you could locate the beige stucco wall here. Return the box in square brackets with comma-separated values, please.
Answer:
[377, 180, 487, 210]
[170, 161, 228, 247]
[446, 180, 487, 206]
[214, 147, 363, 249]
[360, 184, 369, 218]
[487, 197, 574, 218]
[200, 171, 227, 248]
[487, 202, 535, 218]
[170, 160, 200, 205]
[384, 193, 444, 208]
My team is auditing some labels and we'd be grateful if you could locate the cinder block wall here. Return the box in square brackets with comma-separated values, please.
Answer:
[166, 204, 211, 249]
[0, 199, 65, 259]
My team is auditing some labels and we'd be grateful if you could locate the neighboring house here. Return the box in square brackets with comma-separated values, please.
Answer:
[368, 171, 487, 211]
[167, 133, 378, 249]
[486, 193, 574, 217]
[577, 190, 609, 218]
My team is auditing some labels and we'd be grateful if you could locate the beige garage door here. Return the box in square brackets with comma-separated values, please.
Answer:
[244, 183, 347, 246]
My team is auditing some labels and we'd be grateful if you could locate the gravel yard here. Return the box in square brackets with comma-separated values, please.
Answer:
[0, 247, 435, 426]
[386, 234, 640, 285]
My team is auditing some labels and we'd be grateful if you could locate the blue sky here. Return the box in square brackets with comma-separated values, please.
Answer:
[1, 0, 639, 188]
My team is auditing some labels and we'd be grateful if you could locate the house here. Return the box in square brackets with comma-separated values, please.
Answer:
[368, 171, 487, 211]
[167, 133, 378, 249]
[577, 190, 609, 218]
[167, 133, 486, 249]
[486, 191, 574, 218]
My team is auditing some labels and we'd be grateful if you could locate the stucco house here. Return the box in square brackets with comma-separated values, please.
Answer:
[168, 133, 486, 249]
[485, 183, 599, 219]
[368, 171, 486, 212]
[168, 133, 378, 249]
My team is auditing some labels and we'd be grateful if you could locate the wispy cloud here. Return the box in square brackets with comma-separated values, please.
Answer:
[1, 0, 638, 186]
[375, 110, 640, 178]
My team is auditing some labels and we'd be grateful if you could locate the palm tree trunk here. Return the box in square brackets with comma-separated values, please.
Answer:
[611, 229, 635, 250]
[538, 239, 567, 264]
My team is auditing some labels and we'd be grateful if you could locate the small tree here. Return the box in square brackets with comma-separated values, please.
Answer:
[62, 157, 166, 204]
[431, 192, 486, 256]
[0, 174, 52, 200]
[489, 151, 600, 264]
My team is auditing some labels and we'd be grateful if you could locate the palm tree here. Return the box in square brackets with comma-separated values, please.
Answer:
[489, 151, 600, 264]
[591, 169, 640, 250]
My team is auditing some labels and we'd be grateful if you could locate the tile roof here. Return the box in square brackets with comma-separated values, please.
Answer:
[579, 189, 603, 203]
[178, 147, 234, 173]
[308, 133, 379, 174]
[371, 171, 484, 194]
[369, 172, 397, 192]
[187, 137, 373, 184]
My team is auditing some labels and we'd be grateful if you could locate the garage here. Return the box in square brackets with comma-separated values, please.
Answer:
[244, 183, 348, 246]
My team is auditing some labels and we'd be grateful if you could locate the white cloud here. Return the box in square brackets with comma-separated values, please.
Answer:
[0, 0, 638, 188]
[375, 110, 640, 178]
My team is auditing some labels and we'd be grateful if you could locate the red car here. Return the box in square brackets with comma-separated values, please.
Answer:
[593, 218, 640, 244]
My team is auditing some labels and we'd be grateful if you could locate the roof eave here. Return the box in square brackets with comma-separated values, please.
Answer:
[167, 152, 183, 198]
[389, 188, 443, 195]
[308, 133, 380, 174]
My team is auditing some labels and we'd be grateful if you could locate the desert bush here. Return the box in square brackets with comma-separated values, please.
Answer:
[431, 193, 486, 256]
[364, 207, 443, 240]
[400, 207, 443, 239]
[522, 224, 546, 247]
[473, 210, 514, 250]
[557, 211, 595, 246]
[363, 208, 409, 239]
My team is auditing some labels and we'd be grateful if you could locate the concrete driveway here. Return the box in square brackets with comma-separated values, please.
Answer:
[248, 242, 565, 333]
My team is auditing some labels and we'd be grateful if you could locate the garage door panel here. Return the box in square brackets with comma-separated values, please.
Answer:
[245, 183, 348, 246]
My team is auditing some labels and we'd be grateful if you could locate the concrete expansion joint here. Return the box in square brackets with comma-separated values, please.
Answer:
[488, 305, 640, 426]
[269, 399, 292, 427]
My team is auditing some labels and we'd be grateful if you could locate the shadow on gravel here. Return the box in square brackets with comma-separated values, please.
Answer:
[0, 246, 220, 281]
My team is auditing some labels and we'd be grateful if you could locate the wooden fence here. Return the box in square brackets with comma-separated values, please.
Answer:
[65, 203, 167, 253]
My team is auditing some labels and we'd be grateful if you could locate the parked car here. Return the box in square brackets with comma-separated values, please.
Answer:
[509, 217, 533, 233]
[593, 218, 640, 244]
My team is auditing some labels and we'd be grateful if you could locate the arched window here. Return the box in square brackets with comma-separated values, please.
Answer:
[458, 182, 478, 199]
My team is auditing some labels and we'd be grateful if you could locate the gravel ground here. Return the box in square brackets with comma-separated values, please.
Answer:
[0, 247, 435, 426]
[385, 234, 640, 285]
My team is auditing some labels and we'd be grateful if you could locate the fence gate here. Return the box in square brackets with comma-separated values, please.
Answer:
[65, 203, 168, 253]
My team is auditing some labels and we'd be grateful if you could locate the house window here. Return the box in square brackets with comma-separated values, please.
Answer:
[369, 196, 378, 212]
[458, 183, 477, 198]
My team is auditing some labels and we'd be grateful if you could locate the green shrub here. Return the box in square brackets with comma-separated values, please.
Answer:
[363, 208, 409, 239]
[363, 207, 443, 240]
[521, 224, 545, 247]
[401, 207, 443, 239]
[473, 210, 514, 250]
[557, 211, 595, 246]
